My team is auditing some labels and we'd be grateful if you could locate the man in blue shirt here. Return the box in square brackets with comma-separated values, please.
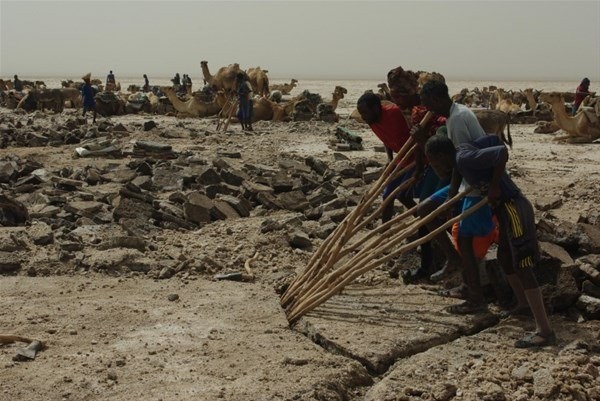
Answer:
[425, 134, 555, 348]
[236, 73, 253, 131]
[81, 73, 97, 123]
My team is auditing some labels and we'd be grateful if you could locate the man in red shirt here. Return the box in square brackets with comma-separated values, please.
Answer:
[573, 77, 591, 115]
[357, 92, 418, 222]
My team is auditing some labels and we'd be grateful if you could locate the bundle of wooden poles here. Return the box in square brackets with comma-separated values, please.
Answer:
[216, 94, 238, 132]
[281, 112, 488, 324]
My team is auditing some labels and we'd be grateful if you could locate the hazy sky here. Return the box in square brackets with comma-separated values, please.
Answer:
[1, 0, 599, 81]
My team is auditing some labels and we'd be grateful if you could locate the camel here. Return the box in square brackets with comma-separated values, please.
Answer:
[511, 90, 528, 109]
[533, 120, 560, 134]
[473, 109, 512, 148]
[200, 61, 245, 93]
[495, 89, 522, 114]
[215, 92, 286, 123]
[61, 87, 82, 108]
[128, 84, 140, 93]
[539, 92, 600, 142]
[94, 92, 126, 116]
[417, 71, 445, 87]
[270, 79, 298, 95]
[17, 89, 64, 113]
[497, 98, 521, 114]
[247, 67, 270, 98]
[377, 83, 391, 100]
[161, 86, 222, 118]
[328, 86, 347, 111]
[523, 88, 538, 112]
[105, 81, 121, 92]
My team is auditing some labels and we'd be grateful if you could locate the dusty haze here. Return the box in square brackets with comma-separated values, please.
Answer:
[1, 0, 599, 81]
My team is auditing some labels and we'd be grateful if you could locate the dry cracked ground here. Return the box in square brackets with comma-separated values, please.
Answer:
[1, 108, 600, 401]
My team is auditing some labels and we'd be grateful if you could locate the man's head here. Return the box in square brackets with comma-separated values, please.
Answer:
[582, 77, 590, 87]
[420, 80, 452, 117]
[425, 134, 456, 179]
[13, 75, 17, 79]
[236, 72, 245, 82]
[110, 70, 113, 74]
[357, 92, 382, 124]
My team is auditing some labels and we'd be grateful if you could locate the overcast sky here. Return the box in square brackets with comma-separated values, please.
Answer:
[1, 0, 599, 81]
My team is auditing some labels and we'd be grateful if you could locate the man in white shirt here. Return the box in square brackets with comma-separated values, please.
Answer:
[412, 81, 495, 315]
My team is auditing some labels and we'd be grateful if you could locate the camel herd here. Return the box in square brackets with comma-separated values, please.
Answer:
[0, 63, 598, 142]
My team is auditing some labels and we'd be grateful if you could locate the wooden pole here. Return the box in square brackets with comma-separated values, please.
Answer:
[287, 197, 488, 323]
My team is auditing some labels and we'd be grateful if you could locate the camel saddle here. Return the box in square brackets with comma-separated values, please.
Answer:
[580, 97, 600, 125]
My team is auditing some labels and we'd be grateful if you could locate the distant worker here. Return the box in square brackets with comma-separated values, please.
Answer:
[143, 74, 150, 92]
[13, 74, 23, 92]
[236, 72, 253, 131]
[106, 70, 115, 85]
[105, 70, 117, 91]
[81, 73, 97, 124]
[573, 77, 591, 115]
[172, 73, 181, 88]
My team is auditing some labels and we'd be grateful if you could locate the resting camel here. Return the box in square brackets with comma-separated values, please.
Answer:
[270, 79, 298, 95]
[328, 86, 347, 111]
[161, 86, 222, 118]
[523, 88, 538, 112]
[495, 89, 522, 114]
[200, 61, 245, 93]
[215, 92, 286, 123]
[247, 67, 270, 98]
[539, 92, 600, 142]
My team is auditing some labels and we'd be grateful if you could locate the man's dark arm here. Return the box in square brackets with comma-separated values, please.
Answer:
[448, 167, 461, 199]
[386, 146, 394, 163]
[488, 146, 508, 205]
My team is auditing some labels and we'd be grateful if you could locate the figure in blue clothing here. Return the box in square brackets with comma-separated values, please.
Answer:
[81, 73, 97, 123]
[236, 73, 253, 131]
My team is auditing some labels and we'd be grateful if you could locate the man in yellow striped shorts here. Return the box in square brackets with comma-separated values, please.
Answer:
[425, 133, 555, 348]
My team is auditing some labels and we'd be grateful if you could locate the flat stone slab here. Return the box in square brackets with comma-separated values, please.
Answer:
[365, 316, 600, 401]
[0, 276, 371, 401]
[296, 284, 498, 373]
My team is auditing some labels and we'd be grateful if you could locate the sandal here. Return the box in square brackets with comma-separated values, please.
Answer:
[514, 331, 556, 348]
[401, 267, 428, 285]
[430, 261, 460, 283]
[445, 301, 488, 315]
[437, 285, 467, 299]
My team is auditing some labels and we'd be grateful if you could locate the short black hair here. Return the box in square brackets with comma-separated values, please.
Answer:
[357, 92, 381, 108]
[236, 72, 245, 80]
[425, 134, 456, 157]
[420, 80, 450, 100]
